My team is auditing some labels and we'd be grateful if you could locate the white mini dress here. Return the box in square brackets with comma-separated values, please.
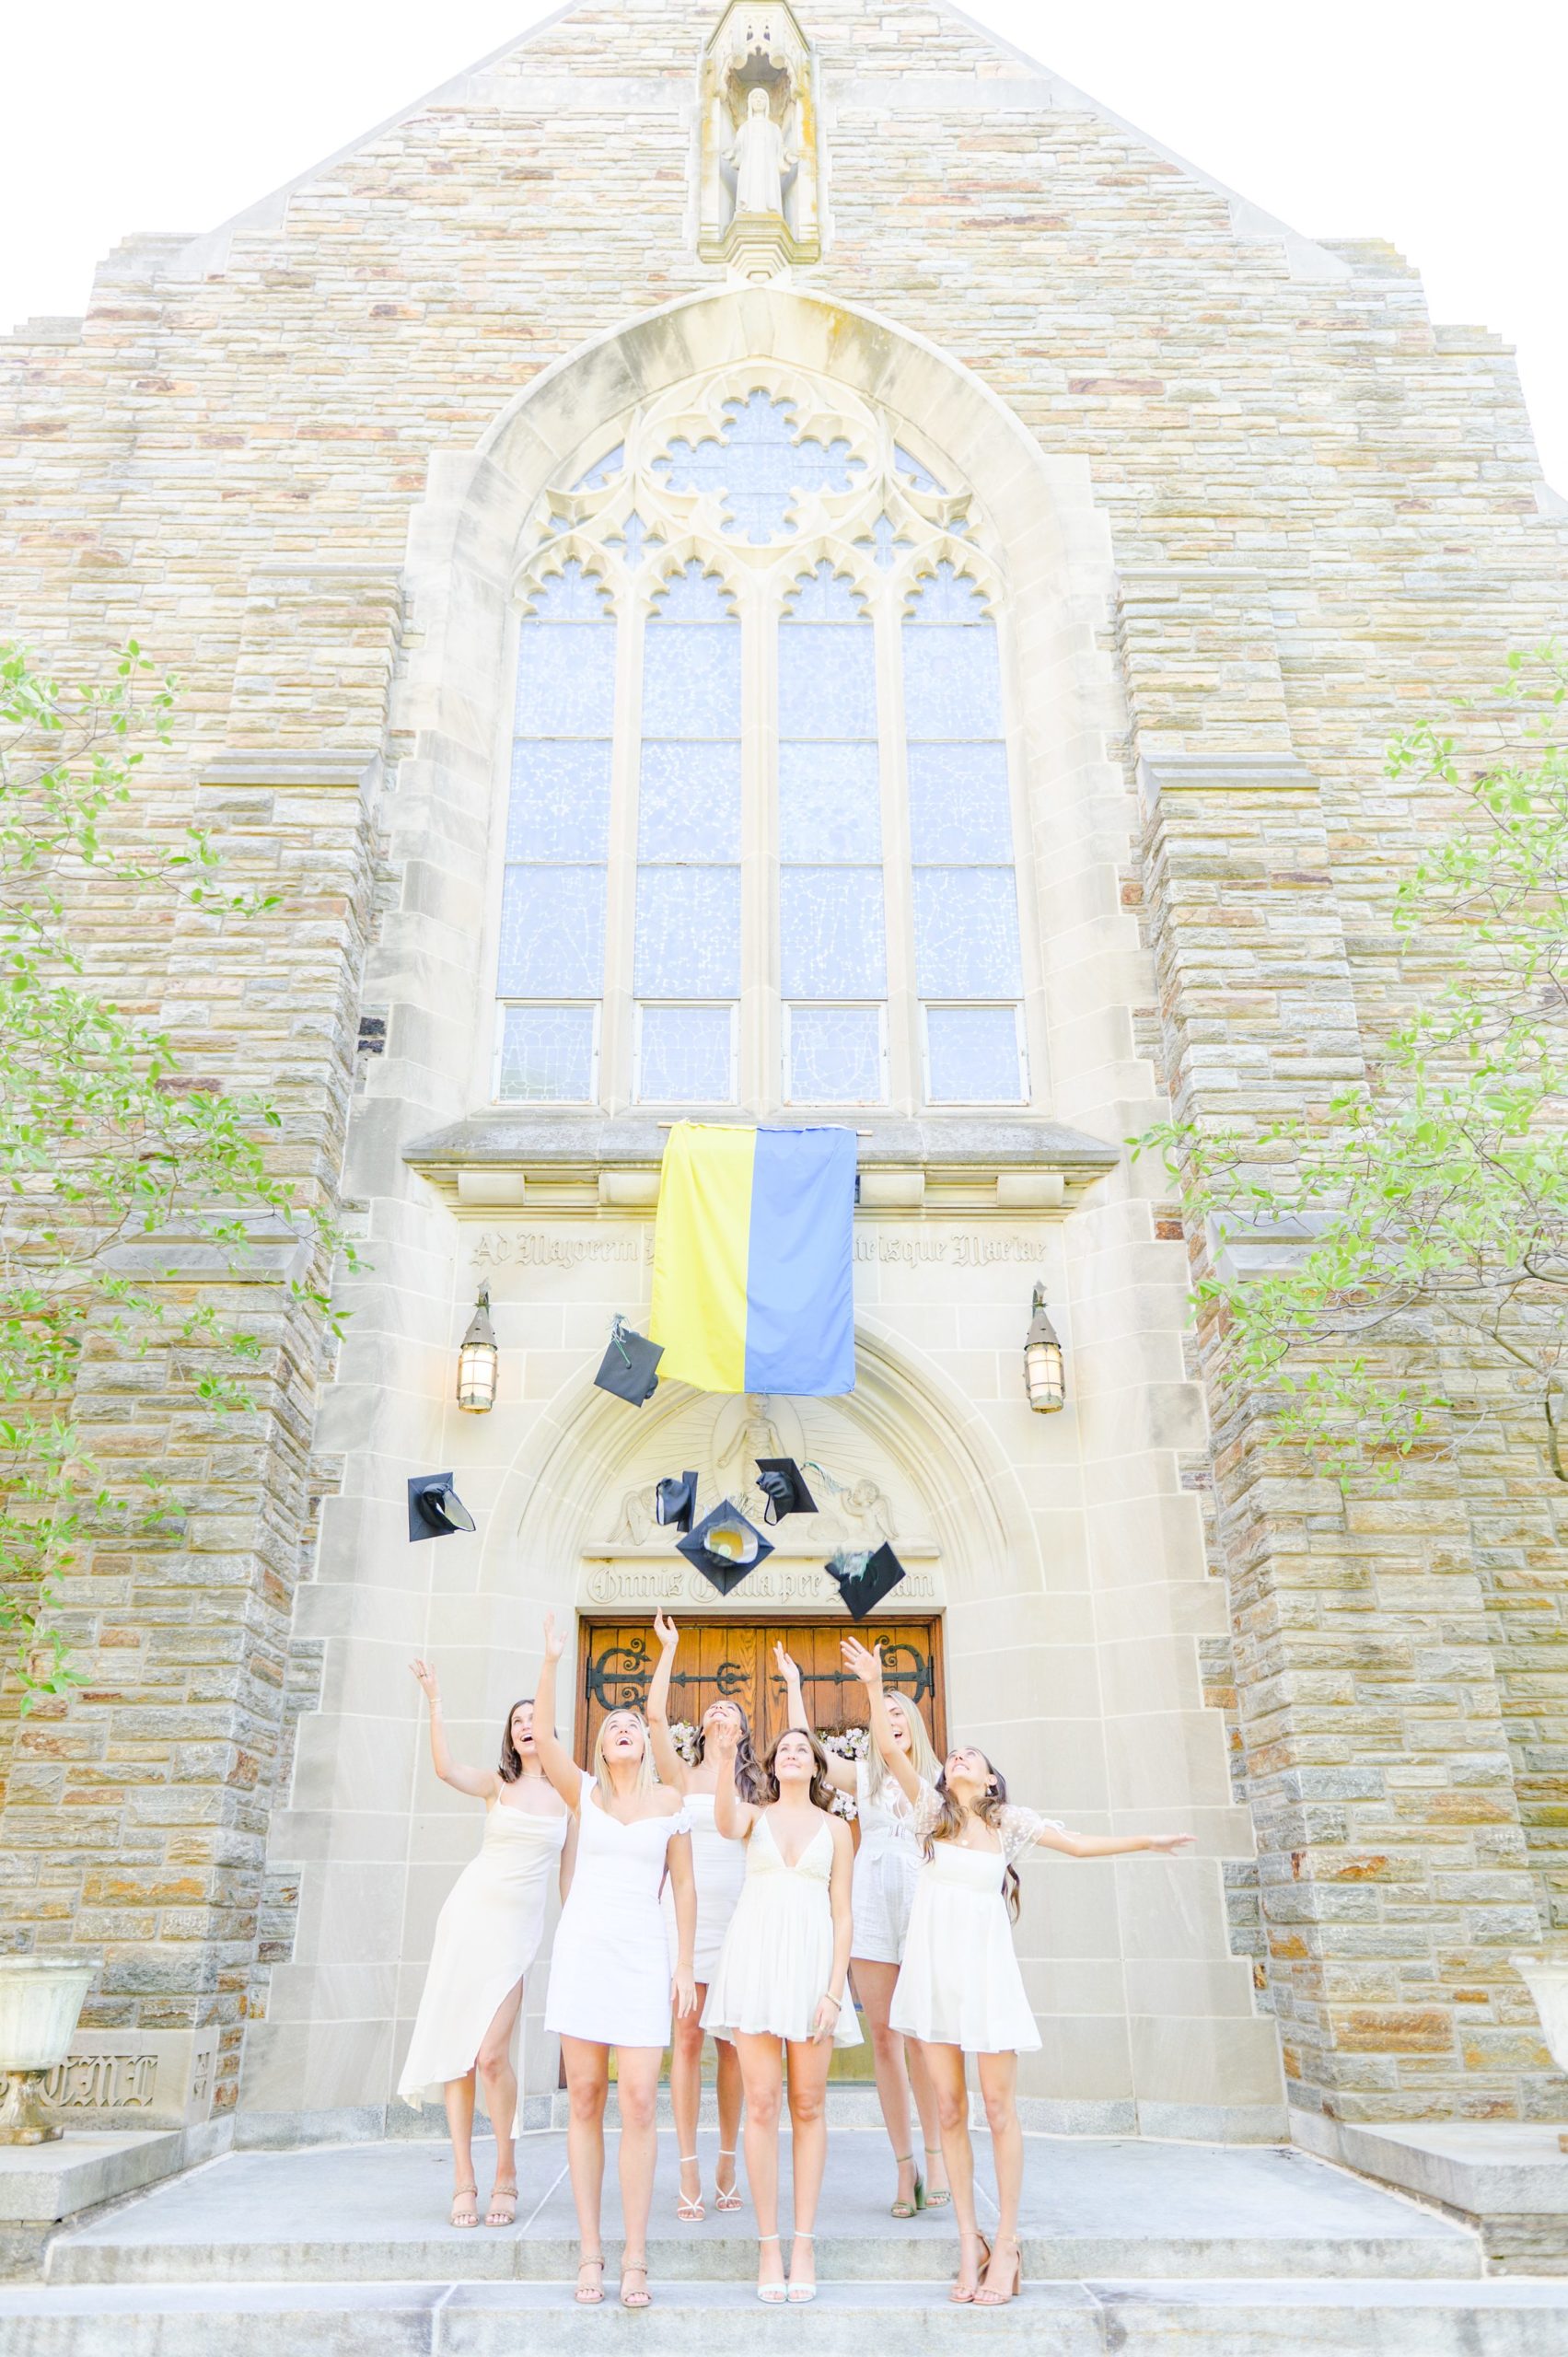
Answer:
[544, 1776, 690, 2049]
[663, 1789, 746, 1984]
[850, 1759, 922, 1965]
[889, 1787, 1062, 2056]
[703, 1813, 863, 2050]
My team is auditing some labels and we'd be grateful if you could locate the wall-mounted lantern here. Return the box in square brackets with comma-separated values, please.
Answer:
[456, 1285, 499, 1414]
[1024, 1283, 1065, 1414]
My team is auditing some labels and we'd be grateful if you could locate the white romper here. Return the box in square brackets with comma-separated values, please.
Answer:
[889, 1785, 1062, 2056]
[849, 1759, 922, 1965]
[662, 1788, 747, 1983]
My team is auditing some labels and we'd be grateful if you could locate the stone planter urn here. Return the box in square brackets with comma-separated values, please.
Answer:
[0, 1959, 96, 2144]
[1512, 1956, 1568, 2153]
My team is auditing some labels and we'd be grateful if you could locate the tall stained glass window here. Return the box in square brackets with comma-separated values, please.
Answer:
[496, 562, 612, 1100]
[903, 563, 1026, 1104]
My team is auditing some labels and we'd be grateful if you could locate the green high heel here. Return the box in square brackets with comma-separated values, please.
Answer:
[890, 2154, 924, 2219]
[923, 2145, 950, 2208]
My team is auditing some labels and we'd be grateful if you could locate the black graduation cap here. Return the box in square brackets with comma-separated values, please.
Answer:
[826, 1541, 907, 1621]
[755, 1458, 817, 1523]
[407, 1472, 478, 1543]
[678, 1500, 774, 1597]
[593, 1316, 663, 1407]
[656, 1470, 699, 1535]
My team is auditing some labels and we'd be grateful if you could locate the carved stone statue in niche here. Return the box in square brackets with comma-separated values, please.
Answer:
[728, 87, 795, 218]
[698, 3, 822, 278]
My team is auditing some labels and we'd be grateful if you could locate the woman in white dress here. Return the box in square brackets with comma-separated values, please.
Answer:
[647, 1611, 764, 2223]
[533, 1613, 697, 2311]
[777, 1640, 949, 2217]
[702, 1718, 859, 2305]
[399, 1664, 572, 2229]
[844, 1637, 1193, 2308]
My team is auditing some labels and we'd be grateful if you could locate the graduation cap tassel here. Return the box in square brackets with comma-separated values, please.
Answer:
[593, 1315, 663, 1408]
[825, 1540, 908, 1620]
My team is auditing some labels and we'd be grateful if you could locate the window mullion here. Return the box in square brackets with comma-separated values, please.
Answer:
[741, 571, 773, 1116]
[600, 589, 644, 1113]
[878, 579, 919, 1116]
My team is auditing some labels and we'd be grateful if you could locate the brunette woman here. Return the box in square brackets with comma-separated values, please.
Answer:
[533, 1613, 698, 2310]
[776, 1639, 949, 2216]
[702, 1717, 859, 2304]
[647, 1610, 762, 2222]
[844, 1635, 1193, 2308]
[400, 1665, 572, 2229]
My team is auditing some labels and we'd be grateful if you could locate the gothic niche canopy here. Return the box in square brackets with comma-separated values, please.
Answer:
[699, 4, 821, 278]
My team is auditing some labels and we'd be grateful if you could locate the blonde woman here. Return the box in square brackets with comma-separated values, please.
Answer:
[844, 1635, 1193, 2308]
[399, 1668, 572, 2229]
[777, 1640, 949, 2217]
[533, 1613, 698, 2310]
[703, 1719, 859, 2304]
[647, 1610, 765, 2222]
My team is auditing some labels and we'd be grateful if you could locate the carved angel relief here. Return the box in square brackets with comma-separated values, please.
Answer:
[699, 3, 822, 278]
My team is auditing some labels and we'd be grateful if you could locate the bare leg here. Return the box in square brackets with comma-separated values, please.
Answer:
[783, 2035, 833, 2294]
[559, 2035, 609, 2290]
[442, 2069, 479, 2217]
[614, 2044, 663, 2301]
[924, 2040, 983, 2298]
[714, 2033, 744, 2201]
[851, 1957, 917, 2211]
[669, 1999, 706, 2216]
[735, 2030, 786, 2292]
[975, 2049, 1022, 2301]
[473, 1980, 524, 2220]
[906, 2033, 949, 2200]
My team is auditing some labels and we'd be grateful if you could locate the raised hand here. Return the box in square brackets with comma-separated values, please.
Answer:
[772, 1639, 801, 1684]
[707, 1712, 740, 1759]
[1146, 1832, 1197, 1853]
[841, 1634, 884, 1691]
[542, 1610, 565, 1664]
[654, 1609, 679, 1655]
[409, 1658, 439, 1701]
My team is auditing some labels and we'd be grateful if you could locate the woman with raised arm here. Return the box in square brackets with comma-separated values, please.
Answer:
[843, 1636, 1194, 2309]
[646, 1610, 761, 2223]
[399, 1664, 573, 2230]
[534, 1612, 698, 2311]
[701, 1713, 859, 2305]
[775, 1639, 949, 2217]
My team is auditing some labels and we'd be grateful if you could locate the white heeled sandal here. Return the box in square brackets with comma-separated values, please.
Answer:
[676, 2154, 704, 2222]
[714, 2144, 742, 2212]
[787, 2228, 817, 2304]
[756, 2232, 786, 2305]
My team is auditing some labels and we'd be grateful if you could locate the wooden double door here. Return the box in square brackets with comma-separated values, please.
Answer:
[575, 1617, 946, 1765]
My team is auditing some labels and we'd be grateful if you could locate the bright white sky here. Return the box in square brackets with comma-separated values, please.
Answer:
[4, 2, 1564, 488]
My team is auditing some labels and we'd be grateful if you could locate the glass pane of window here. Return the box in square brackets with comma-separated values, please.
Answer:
[924, 1006, 1024, 1104]
[514, 622, 617, 737]
[656, 391, 864, 544]
[778, 624, 878, 738]
[895, 444, 946, 494]
[900, 621, 1002, 740]
[781, 867, 887, 998]
[634, 865, 742, 998]
[638, 740, 741, 862]
[506, 740, 613, 862]
[912, 867, 1022, 997]
[637, 1006, 735, 1103]
[778, 743, 881, 862]
[641, 626, 741, 737]
[786, 1006, 884, 1104]
[907, 743, 1012, 863]
[499, 865, 607, 997]
[496, 1005, 597, 1102]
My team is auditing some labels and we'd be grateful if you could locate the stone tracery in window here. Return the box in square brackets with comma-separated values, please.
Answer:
[499, 367, 1027, 1111]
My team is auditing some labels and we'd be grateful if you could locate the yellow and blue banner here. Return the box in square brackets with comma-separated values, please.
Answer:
[648, 1123, 856, 1396]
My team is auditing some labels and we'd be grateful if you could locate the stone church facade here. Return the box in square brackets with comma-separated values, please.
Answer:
[1, 0, 1563, 2162]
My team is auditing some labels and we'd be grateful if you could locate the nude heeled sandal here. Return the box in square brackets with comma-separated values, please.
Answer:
[485, 2179, 517, 2228]
[573, 2254, 605, 2305]
[676, 2154, 704, 2223]
[714, 2145, 743, 2212]
[949, 2231, 990, 2304]
[972, 2234, 1021, 2306]
[450, 2183, 479, 2229]
[756, 2232, 786, 2304]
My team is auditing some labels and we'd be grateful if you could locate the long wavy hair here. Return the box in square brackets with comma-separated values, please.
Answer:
[498, 1699, 531, 1783]
[924, 1749, 1022, 1922]
[760, 1724, 837, 1817]
[692, 1698, 766, 1805]
[871, 1690, 940, 1794]
[591, 1707, 657, 1794]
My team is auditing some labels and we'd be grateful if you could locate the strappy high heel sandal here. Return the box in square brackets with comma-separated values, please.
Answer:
[714, 2145, 743, 2212]
[949, 2230, 990, 2304]
[485, 2179, 517, 2228]
[450, 2183, 479, 2229]
[676, 2154, 704, 2223]
[756, 2231, 786, 2305]
[574, 2254, 605, 2305]
[923, 2145, 950, 2207]
[890, 2152, 923, 2219]
[620, 2255, 651, 2309]
[786, 2228, 817, 2303]
[971, 2224, 1023, 2300]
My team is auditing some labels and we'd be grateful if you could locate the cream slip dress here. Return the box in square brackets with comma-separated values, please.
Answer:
[850, 1757, 923, 1964]
[702, 1813, 863, 2049]
[889, 1785, 1063, 2056]
[545, 1775, 691, 2049]
[663, 1789, 746, 1981]
[398, 1794, 568, 2107]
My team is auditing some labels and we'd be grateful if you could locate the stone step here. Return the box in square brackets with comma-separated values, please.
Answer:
[3, 2276, 1568, 2355]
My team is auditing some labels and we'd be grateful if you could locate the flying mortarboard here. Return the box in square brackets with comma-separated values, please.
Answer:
[825, 1540, 908, 1620]
[407, 1472, 478, 1543]
[755, 1458, 818, 1523]
[656, 1470, 699, 1535]
[593, 1316, 663, 1408]
[678, 1500, 774, 1597]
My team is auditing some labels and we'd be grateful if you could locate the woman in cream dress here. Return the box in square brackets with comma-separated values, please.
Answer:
[648, 1611, 764, 2223]
[777, 1640, 949, 2217]
[844, 1636, 1194, 2310]
[702, 1718, 859, 2305]
[400, 1665, 572, 2230]
[533, 1614, 697, 2312]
